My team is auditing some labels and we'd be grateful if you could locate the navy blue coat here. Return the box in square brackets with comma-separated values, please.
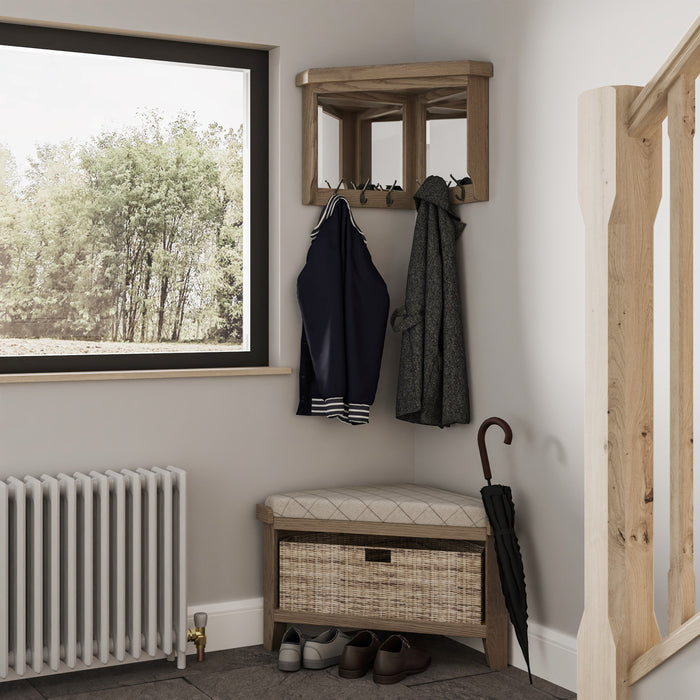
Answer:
[297, 195, 389, 424]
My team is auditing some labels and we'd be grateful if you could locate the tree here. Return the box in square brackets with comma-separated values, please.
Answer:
[80, 112, 242, 343]
[210, 124, 245, 344]
[0, 142, 109, 339]
[0, 112, 245, 346]
[0, 146, 21, 291]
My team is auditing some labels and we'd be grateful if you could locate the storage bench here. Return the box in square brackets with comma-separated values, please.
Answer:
[256, 483, 508, 670]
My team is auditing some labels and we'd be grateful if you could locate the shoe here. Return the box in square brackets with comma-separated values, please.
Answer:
[278, 626, 310, 672]
[339, 630, 381, 678]
[372, 634, 431, 684]
[302, 628, 352, 669]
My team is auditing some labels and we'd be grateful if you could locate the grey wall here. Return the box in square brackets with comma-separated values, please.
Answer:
[0, 0, 419, 606]
[412, 0, 700, 696]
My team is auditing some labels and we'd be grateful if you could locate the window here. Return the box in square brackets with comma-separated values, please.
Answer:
[0, 22, 268, 373]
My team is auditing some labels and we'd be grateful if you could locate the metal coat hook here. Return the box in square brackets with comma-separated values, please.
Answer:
[359, 178, 371, 205]
[450, 173, 466, 201]
[385, 180, 397, 207]
[324, 178, 344, 194]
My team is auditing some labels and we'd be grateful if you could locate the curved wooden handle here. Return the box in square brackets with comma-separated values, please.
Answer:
[477, 417, 513, 483]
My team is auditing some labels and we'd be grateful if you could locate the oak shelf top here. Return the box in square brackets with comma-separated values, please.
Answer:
[296, 59, 493, 87]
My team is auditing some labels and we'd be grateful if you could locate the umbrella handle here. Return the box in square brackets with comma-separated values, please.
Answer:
[478, 417, 513, 483]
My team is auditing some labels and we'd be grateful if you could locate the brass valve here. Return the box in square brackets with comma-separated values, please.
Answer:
[187, 611, 208, 662]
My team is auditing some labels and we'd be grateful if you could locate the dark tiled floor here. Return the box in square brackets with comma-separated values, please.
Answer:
[2, 636, 576, 699]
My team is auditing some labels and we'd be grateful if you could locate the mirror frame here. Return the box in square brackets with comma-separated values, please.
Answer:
[297, 60, 493, 210]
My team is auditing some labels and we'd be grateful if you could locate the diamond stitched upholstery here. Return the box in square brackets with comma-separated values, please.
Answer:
[265, 483, 487, 528]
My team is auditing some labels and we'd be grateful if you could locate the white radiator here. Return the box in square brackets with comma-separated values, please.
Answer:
[0, 466, 187, 680]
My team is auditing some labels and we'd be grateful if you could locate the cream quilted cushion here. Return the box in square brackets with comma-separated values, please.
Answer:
[265, 483, 487, 528]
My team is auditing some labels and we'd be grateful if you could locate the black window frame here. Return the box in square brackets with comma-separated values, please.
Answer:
[0, 22, 269, 373]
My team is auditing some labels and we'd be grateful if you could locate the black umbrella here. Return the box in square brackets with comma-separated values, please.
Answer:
[478, 417, 532, 684]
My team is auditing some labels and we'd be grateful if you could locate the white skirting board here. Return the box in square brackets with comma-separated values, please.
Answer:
[188, 598, 577, 692]
[187, 598, 264, 653]
[453, 622, 577, 693]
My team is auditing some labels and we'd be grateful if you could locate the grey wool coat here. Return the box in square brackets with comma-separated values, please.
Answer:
[391, 176, 470, 427]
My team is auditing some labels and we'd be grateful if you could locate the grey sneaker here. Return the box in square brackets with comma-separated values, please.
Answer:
[302, 628, 352, 669]
[278, 626, 310, 672]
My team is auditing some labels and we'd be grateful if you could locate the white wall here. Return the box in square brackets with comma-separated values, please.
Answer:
[412, 0, 699, 696]
[0, 0, 418, 607]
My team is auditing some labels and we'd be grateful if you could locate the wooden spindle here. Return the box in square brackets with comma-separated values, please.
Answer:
[668, 72, 695, 633]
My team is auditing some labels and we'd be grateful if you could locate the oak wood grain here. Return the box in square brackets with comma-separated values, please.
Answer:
[482, 533, 508, 669]
[629, 610, 700, 684]
[577, 85, 662, 700]
[627, 16, 700, 137]
[301, 85, 319, 205]
[296, 60, 493, 87]
[467, 75, 489, 201]
[271, 517, 489, 541]
[667, 73, 695, 633]
[273, 608, 488, 638]
[0, 366, 292, 384]
[263, 522, 285, 650]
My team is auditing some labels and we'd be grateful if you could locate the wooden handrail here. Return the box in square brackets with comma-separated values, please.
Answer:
[629, 610, 700, 685]
[627, 15, 700, 137]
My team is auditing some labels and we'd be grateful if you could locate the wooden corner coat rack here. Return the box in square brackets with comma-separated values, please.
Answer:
[296, 60, 493, 209]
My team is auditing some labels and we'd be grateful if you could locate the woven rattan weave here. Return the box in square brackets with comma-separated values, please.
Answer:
[279, 533, 484, 624]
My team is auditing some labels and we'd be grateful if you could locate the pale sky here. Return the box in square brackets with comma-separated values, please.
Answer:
[0, 44, 248, 179]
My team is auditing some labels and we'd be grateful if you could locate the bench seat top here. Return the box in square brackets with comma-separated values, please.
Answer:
[265, 483, 487, 528]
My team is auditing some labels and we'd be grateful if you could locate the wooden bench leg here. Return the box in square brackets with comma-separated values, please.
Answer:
[264, 618, 286, 651]
[483, 533, 508, 670]
[263, 522, 286, 650]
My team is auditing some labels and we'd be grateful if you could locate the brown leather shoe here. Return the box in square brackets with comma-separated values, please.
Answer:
[338, 630, 381, 678]
[372, 634, 431, 684]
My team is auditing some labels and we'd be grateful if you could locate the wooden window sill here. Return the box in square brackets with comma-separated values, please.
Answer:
[0, 367, 293, 384]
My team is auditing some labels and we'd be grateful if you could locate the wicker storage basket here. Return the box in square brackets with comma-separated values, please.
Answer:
[279, 533, 484, 624]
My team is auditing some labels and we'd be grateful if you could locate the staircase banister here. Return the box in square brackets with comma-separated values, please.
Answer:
[627, 14, 700, 138]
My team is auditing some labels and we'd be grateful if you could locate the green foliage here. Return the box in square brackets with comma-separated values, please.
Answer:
[0, 112, 245, 344]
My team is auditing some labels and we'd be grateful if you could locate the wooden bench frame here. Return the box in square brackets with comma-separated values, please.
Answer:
[256, 503, 508, 670]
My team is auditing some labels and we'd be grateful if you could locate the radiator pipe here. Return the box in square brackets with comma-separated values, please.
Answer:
[187, 611, 207, 662]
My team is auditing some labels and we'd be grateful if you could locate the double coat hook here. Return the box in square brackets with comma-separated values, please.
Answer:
[324, 178, 344, 194]
[415, 174, 471, 201]
[321, 177, 405, 207]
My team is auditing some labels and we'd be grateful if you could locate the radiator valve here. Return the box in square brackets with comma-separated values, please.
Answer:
[187, 611, 208, 662]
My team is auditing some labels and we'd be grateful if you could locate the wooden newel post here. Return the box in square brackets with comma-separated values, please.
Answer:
[577, 86, 662, 700]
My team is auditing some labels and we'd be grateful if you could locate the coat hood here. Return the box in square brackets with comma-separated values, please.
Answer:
[414, 176, 466, 238]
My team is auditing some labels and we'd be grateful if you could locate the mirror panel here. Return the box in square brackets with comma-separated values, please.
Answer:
[427, 117, 466, 181]
[425, 87, 467, 181]
[371, 120, 403, 188]
[317, 92, 404, 190]
[318, 106, 340, 187]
